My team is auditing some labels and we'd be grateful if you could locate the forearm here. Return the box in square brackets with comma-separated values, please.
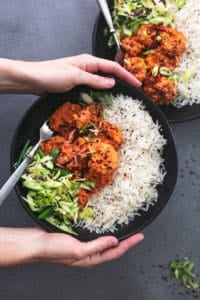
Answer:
[0, 227, 44, 266]
[0, 58, 39, 94]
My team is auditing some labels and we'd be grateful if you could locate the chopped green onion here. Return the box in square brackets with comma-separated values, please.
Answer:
[152, 65, 159, 76]
[169, 257, 200, 294]
[141, 49, 156, 56]
[159, 67, 173, 77]
[169, 73, 179, 84]
[80, 207, 93, 220]
[50, 148, 59, 163]
[38, 207, 53, 220]
[174, 0, 188, 9]
[90, 90, 113, 107]
[14, 140, 31, 168]
[183, 66, 196, 84]
[80, 93, 94, 105]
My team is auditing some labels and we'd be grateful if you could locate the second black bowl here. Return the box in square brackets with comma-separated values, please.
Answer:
[92, 1, 200, 123]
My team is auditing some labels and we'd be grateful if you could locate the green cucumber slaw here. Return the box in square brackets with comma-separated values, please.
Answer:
[21, 148, 94, 235]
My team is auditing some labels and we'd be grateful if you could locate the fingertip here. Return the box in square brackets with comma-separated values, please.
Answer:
[102, 235, 119, 247]
[120, 233, 144, 249]
[135, 80, 142, 88]
[131, 232, 144, 242]
[129, 76, 142, 88]
[104, 77, 115, 87]
[137, 233, 144, 242]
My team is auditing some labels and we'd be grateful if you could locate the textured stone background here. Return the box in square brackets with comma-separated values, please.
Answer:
[0, 1, 199, 299]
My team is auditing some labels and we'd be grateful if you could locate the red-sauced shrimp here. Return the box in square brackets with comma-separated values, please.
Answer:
[121, 35, 144, 56]
[157, 25, 187, 57]
[73, 103, 103, 129]
[40, 102, 123, 208]
[123, 55, 147, 82]
[98, 120, 123, 151]
[78, 189, 98, 210]
[136, 24, 158, 49]
[145, 52, 179, 70]
[143, 74, 176, 105]
[85, 142, 119, 188]
[120, 23, 187, 105]
[49, 102, 81, 140]
[40, 136, 66, 155]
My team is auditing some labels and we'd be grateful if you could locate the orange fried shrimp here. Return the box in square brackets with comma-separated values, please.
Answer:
[143, 74, 176, 105]
[78, 189, 98, 210]
[98, 120, 123, 151]
[73, 103, 103, 129]
[145, 52, 179, 70]
[40, 135, 72, 167]
[49, 102, 81, 139]
[121, 35, 144, 56]
[136, 24, 158, 49]
[78, 189, 91, 210]
[51, 137, 89, 171]
[86, 142, 119, 188]
[123, 55, 147, 82]
[49, 102, 81, 131]
[157, 25, 187, 57]
[40, 136, 66, 155]
[64, 137, 90, 172]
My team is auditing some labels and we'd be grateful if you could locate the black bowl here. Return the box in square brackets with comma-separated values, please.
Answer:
[10, 80, 178, 241]
[92, 2, 200, 123]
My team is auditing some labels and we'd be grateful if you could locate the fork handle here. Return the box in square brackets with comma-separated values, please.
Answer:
[0, 142, 40, 206]
[96, 0, 120, 49]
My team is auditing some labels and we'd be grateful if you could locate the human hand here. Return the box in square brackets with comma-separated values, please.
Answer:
[27, 54, 141, 95]
[0, 227, 144, 267]
[0, 54, 141, 95]
[37, 230, 144, 267]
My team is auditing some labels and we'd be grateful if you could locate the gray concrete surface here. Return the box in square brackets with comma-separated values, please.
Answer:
[0, 1, 199, 299]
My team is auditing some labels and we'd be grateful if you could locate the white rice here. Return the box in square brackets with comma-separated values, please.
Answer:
[171, 0, 200, 107]
[80, 94, 167, 233]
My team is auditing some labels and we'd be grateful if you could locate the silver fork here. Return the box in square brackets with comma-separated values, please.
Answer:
[96, 0, 125, 64]
[0, 121, 53, 206]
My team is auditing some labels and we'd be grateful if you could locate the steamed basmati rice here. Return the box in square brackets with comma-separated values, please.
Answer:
[80, 94, 167, 233]
[172, 0, 200, 107]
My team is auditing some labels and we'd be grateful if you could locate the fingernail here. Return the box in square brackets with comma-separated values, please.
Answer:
[109, 237, 118, 247]
[105, 78, 115, 87]
[136, 80, 142, 87]
[138, 233, 144, 241]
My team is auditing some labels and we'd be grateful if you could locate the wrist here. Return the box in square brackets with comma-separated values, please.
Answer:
[0, 58, 40, 94]
[0, 227, 46, 266]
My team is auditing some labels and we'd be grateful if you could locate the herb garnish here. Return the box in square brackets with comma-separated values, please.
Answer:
[169, 258, 200, 295]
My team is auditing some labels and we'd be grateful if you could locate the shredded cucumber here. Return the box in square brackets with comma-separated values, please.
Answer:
[21, 148, 94, 235]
